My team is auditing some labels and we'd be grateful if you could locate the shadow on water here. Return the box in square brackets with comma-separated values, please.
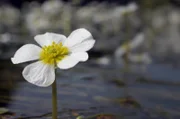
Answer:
[0, 60, 180, 119]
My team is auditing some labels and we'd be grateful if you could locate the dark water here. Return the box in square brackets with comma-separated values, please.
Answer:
[0, 60, 180, 119]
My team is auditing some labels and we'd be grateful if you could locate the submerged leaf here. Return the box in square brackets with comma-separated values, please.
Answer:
[118, 96, 141, 108]
[0, 108, 9, 115]
[96, 114, 116, 119]
[76, 115, 85, 119]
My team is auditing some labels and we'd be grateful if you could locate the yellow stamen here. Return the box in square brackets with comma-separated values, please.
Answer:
[40, 42, 69, 65]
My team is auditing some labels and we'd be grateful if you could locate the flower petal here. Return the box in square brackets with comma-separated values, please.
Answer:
[71, 52, 89, 61]
[22, 61, 55, 87]
[34, 32, 67, 47]
[11, 44, 41, 64]
[69, 39, 95, 52]
[64, 28, 93, 48]
[57, 52, 88, 69]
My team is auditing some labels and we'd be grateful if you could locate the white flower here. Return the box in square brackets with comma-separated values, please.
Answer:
[115, 33, 145, 57]
[11, 28, 95, 87]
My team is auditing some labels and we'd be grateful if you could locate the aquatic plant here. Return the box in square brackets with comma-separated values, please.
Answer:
[11, 28, 95, 119]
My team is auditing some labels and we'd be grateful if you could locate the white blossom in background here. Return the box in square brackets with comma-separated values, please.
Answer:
[76, 5, 97, 21]
[168, 9, 180, 53]
[114, 33, 151, 64]
[151, 7, 170, 30]
[96, 56, 111, 66]
[152, 6, 180, 58]
[169, 9, 180, 25]
[115, 33, 145, 57]
[60, 4, 73, 34]
[24, 0, 68, 34]
[11, 28, 95, 87]
[126, 2, 138, 13]
[75, 4, 103, 32]
[25, 7, 51, 34]
[42, 0, 63, 15]
[76, 5, 97, 27]
[0, 33, 11, 44]
[114, 2, 138, 16]
[0, 5, 20, 27]
[74, 2, 139, 53]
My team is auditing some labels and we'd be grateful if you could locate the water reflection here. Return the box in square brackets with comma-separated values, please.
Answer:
[0, 60, 180, 118]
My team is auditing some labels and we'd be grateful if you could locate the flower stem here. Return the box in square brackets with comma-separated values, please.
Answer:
[52, 76, 58, 119]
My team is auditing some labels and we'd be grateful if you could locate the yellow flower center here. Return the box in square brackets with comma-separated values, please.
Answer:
[40, 42, 69, 65]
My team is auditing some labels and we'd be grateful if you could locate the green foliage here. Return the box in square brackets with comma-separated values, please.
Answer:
[0, 108, 9, 115]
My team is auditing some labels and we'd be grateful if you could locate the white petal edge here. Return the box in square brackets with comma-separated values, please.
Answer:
[64, 28, 93, 48]
[69, 39, 95, 53]
[71, 52, 89, 61]
[57, 52, 88, 69]
[34, 32, 67, 47]
[22, 61, 55, 87]
[11, 44, 41, 64]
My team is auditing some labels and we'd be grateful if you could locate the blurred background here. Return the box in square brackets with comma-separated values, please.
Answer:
[0, 0, 180, 119]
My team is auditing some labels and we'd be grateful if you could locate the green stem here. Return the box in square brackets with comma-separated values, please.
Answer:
[123, 13, 130, 97]
[52, 75, 58, 119]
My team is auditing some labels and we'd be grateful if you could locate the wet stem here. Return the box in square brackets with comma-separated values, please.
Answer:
[52, 70, 58, 119]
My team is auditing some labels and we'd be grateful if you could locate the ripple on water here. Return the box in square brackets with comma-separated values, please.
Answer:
[0, 62, 180, 118]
